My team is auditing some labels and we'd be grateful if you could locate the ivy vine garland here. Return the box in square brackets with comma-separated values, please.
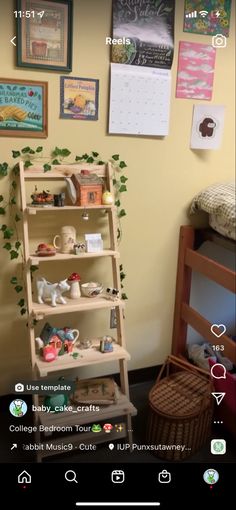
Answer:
[0, 147, 128, 316]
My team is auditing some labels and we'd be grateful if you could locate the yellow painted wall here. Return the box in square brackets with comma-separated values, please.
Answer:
[0, 0, 235, 394]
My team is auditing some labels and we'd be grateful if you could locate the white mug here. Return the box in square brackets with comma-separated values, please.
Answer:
[53, 226, 76, 254]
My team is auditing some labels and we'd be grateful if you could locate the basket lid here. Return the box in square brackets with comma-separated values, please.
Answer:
[149, 372, 211, 418]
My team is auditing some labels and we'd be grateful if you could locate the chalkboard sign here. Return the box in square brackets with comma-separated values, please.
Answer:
[112, 0, 175, 69]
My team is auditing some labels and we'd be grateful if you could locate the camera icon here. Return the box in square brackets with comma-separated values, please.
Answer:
[15, 383, 24, 393]
[212, 34, 227, 48]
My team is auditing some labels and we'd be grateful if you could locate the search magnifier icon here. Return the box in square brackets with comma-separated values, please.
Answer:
[65, 470, 78, 483]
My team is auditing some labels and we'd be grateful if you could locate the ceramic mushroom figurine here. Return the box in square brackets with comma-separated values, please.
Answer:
[68, 272, 81, 299]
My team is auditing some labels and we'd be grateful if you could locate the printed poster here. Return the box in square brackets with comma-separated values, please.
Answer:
[176, 41, 216, 100]
[190, 105, 225, 150]
[112, 0, 175, 69]
[60, 76, 99, 121]
[184, 0, 232, 37]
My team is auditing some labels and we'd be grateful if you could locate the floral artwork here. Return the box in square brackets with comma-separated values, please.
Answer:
[60, 77, 99, 121]
[183, 0, 232, 37]
[176, 41, 216, 100]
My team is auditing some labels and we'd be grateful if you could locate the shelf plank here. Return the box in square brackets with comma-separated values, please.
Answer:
[35, 343, 131, 376]
[38, 389, 137, 428]
[27, 205, 114, 215]
[32, 296, 124, 318]
[29, 250, 119, 264]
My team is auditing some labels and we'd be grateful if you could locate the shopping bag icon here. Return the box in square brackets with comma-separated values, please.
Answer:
[158, 470, 171, 483]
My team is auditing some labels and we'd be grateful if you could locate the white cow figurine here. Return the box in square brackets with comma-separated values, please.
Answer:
[37, 277, 70, 307]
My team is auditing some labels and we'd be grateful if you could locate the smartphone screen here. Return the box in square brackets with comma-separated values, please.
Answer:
[0, 1, 235, 508]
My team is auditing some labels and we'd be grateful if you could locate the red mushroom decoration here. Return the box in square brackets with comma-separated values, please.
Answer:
[103, 423, 113, 433]
[68, 272, 81, 299]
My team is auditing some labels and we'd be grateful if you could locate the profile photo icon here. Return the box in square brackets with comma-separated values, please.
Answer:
[9, 399, 27, 418]
[212, 34, 227, 48]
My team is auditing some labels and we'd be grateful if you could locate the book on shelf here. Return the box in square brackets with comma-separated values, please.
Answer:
[71, 377, 119, 405]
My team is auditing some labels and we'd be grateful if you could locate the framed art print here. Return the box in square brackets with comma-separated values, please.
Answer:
[0, 78, 48, 138]
[60, 76, 99, 121]
[16, 0, 73, 71]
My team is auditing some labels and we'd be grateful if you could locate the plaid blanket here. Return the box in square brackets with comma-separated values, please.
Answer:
[190, 181, 236, 226]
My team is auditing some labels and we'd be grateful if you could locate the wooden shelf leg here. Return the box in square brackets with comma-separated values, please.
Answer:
[172, 226, 194, 356]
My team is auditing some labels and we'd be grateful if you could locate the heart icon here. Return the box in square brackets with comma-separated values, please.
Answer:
[210, 324, 226, 338]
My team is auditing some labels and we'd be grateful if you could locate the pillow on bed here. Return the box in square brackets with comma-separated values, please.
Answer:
[190, 181, 236, 226]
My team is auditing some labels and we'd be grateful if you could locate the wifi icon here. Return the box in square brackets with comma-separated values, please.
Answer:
[199, 10, 209, 17]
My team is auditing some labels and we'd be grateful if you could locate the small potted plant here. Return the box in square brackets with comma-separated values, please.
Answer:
[68, 272, 81, 299]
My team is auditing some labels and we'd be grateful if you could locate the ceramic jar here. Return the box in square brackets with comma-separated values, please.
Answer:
[53, 226, 76, 254]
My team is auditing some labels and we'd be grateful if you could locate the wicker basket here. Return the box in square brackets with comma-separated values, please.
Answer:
[146, 355, 214, 460]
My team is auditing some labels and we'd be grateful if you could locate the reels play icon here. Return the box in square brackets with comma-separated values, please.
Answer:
[111, 470, 125, 484]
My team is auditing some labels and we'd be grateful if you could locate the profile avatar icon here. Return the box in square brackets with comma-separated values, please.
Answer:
[9, 399, 27, 418]
[203, 469, 219, 485]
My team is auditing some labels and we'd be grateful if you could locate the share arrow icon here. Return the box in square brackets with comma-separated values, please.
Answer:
[211, 392, 226, 405]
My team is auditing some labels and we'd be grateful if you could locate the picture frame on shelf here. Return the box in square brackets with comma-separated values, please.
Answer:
[15, 0, 73, 72]
[0, 78, 48, 138]
[60, 76, 99, 121]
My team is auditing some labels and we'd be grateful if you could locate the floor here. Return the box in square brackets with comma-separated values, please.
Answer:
[2, 380, 236, 464]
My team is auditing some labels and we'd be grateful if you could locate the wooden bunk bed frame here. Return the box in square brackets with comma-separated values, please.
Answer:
[172, 225, 236, 362]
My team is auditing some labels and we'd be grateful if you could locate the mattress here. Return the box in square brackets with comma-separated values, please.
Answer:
[209, 213, 236, 240]
[190, 181, 236, 240]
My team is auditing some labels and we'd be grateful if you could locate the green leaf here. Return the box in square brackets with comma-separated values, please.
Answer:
[61, 148, 71, 157]
[120, 271, 126, 281]
[43, 163, 51, 172]
[118, 209, 126, 218]
[119, 161, 127, 169]
[12, 180, 17, 190]
[24, 160, 33, 168]
[52, 146, 60, 156]
[82, 153, 89, 160]
[117, 228, 121, 240]
[20, 308, 27, 315]
[0, 207, 5, 215]
[21, 146, 31, 154]
[10, 276, 17, 284]
[98, 160, 105, 165]
[113, 179, 117, 185]
[4, 242, 11, 251]
[15, 213, 21, 222]
[29, 149, 35, 154]
[87, 157, 94, 163]
[119, 264, 123, 271]
[0, 162, 8, 176]
[115, 199, 120, 207]
[18, 298, 25, 307]
[3, 228, 14, 239]
[15, 285, 23, 293]
[121, 293, 128, 300]
[13, 165, 20, 176]
[120, 175, 128, 183]
[30, 265, 38, 273]
[10, 196, 16, 205]
[92, 151, 99, 157]
[12, 150, 21, 159]
[112, 154, 119, 161]
[1, 224, 7, 231]
[75, 155, 83, 161]
[36, 146, 43, 153]
[52, 159, 60, 165]
[0, 195, 3, 202]
[15, 241, 21, 250]
[119, 185, 127, 193]
[10, 250, 19, 259]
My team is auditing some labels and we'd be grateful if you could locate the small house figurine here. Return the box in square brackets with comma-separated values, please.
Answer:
[66, 170, 103, 206]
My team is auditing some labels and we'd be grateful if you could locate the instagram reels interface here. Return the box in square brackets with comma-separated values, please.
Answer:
[0, 1, 235, 508]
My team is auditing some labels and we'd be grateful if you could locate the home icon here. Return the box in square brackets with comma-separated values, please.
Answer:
[18, 470, 31, 484]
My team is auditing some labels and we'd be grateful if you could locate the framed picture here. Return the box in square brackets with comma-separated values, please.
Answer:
[16, 0, 73, 71]
[60, 76, 99, 121]
[0, 78, 48, 138]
